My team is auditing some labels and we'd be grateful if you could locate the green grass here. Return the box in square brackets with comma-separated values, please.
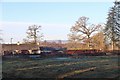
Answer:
[2, 56, 119, 78]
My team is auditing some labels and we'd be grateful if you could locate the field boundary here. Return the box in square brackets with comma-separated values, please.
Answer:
[58, 67, 96, 78]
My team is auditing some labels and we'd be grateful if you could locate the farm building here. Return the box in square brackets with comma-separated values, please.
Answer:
[2, 44, 40, 55]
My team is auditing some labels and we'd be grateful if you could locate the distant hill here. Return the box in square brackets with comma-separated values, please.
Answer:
[43, 40, 68, 43]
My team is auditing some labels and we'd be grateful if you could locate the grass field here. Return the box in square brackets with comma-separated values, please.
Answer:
[2, 56, 120, 79]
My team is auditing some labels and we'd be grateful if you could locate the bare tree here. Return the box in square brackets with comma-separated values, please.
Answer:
[91, 32, 105, 50]
[0, 30, 3, 42]
[68, 16, 101, 49]
[26, 25, 43, 44]
[22, 38, 30, 44]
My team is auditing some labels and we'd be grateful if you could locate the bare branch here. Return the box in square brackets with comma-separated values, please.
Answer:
[25, 25, 43, 44]
[69, 16, 101, 48]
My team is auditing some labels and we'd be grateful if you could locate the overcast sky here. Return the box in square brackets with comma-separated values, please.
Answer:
[0, 1, 114, 43]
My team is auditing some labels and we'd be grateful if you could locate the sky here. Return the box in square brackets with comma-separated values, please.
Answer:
[0, 1, 115, 44]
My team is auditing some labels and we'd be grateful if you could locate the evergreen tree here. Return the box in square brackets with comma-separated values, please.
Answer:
[104, 1, 120, 50]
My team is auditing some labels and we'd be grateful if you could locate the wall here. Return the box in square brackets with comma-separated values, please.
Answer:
[2, 44, 39, 52]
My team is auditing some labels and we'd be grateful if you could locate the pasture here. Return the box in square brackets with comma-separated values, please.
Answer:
[2, 56, 119, 79]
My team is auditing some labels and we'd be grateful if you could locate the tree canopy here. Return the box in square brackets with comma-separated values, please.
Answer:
[68, 16, 101, 49]
[26, 25, 43, 44]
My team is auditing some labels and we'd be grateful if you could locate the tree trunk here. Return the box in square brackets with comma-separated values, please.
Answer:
[34, 30, 37, 44]
[111, 40, 115, 50]
[87, 35, 90, 49]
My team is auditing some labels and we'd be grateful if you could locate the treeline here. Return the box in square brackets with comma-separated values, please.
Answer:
[22, 1, 120, 51]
